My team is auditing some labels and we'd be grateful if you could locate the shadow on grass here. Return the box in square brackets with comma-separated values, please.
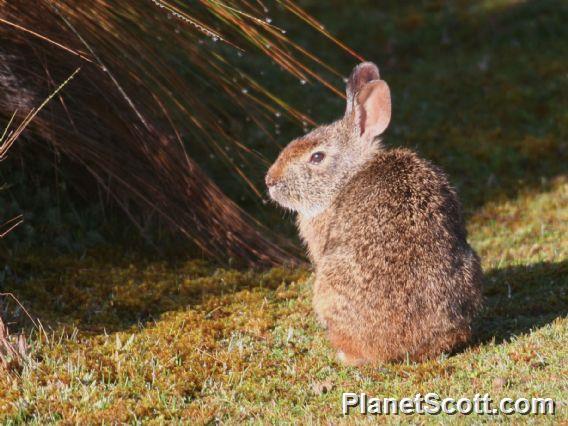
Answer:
[475, 260, 568, 344]
[1, 251, 566, 350]
[0, 251, 307, 335]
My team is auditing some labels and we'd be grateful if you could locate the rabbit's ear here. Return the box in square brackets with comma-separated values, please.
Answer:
[354, 79, 391, 140]
[345, 62, 380, 115]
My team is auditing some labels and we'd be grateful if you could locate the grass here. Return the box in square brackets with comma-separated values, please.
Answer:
[0, 180, 565, 423]
[1, 0, 567, 423]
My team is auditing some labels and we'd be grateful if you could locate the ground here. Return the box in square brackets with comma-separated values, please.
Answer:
[0, 177, 566, 423]
[1, 0, 567, 423]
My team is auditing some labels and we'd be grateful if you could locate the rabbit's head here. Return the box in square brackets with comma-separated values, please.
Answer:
[266, 62, 391, 217]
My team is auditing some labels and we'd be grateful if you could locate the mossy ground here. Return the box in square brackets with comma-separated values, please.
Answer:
[1, 0, 567, 423]
[0, 178, 565, 424]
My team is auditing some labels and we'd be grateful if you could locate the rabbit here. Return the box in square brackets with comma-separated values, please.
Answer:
[265, 62, 483, 365]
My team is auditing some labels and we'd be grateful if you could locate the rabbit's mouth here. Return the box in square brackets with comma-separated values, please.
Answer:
[268, 183, 299, 211]
[268, 183, 288, 205]
[268, 183, 326, 218]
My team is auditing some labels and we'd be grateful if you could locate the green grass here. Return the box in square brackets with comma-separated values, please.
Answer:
[0, 180, 565, 424]
[1, 0, 567, 423]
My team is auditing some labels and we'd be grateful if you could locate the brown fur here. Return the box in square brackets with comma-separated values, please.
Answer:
[266, 62, 483, 365]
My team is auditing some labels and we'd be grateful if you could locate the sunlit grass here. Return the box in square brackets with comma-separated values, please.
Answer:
[0, 173, 565, 424]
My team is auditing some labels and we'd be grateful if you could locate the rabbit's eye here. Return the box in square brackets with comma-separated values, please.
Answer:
[309, 151, 325, 164]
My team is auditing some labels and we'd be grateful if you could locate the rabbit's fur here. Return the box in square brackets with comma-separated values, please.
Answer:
[266, 62, 482, 365]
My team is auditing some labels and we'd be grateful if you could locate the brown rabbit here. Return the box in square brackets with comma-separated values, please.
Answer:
[265, 62, 483, 365]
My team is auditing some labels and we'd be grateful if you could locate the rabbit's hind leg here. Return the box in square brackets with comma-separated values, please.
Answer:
[410, 327, 472, 362]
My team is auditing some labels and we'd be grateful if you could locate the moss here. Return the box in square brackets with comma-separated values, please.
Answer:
[0, 179, 566, 423]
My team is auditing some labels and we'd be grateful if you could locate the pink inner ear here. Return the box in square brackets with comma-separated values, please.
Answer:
[357, 80, 391, 138]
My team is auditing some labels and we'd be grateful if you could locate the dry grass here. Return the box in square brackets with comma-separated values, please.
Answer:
[0, 307, 28, 375]
[0, 0, 353, 265]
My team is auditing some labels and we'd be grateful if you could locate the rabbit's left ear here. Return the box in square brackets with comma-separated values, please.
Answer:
[354, 79, 391, 140]
[345, 62, 391, 141]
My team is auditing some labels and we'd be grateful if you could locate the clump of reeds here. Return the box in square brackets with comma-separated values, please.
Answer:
[0, 305, 28, 375]
[0, 0, 358, 266]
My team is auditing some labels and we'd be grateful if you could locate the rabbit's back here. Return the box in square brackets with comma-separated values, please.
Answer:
[333, 148, 470, 271]
[316, 148, 482, 362]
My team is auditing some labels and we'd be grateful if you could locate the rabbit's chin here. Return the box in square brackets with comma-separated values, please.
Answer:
[269, 188, 327, 218]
